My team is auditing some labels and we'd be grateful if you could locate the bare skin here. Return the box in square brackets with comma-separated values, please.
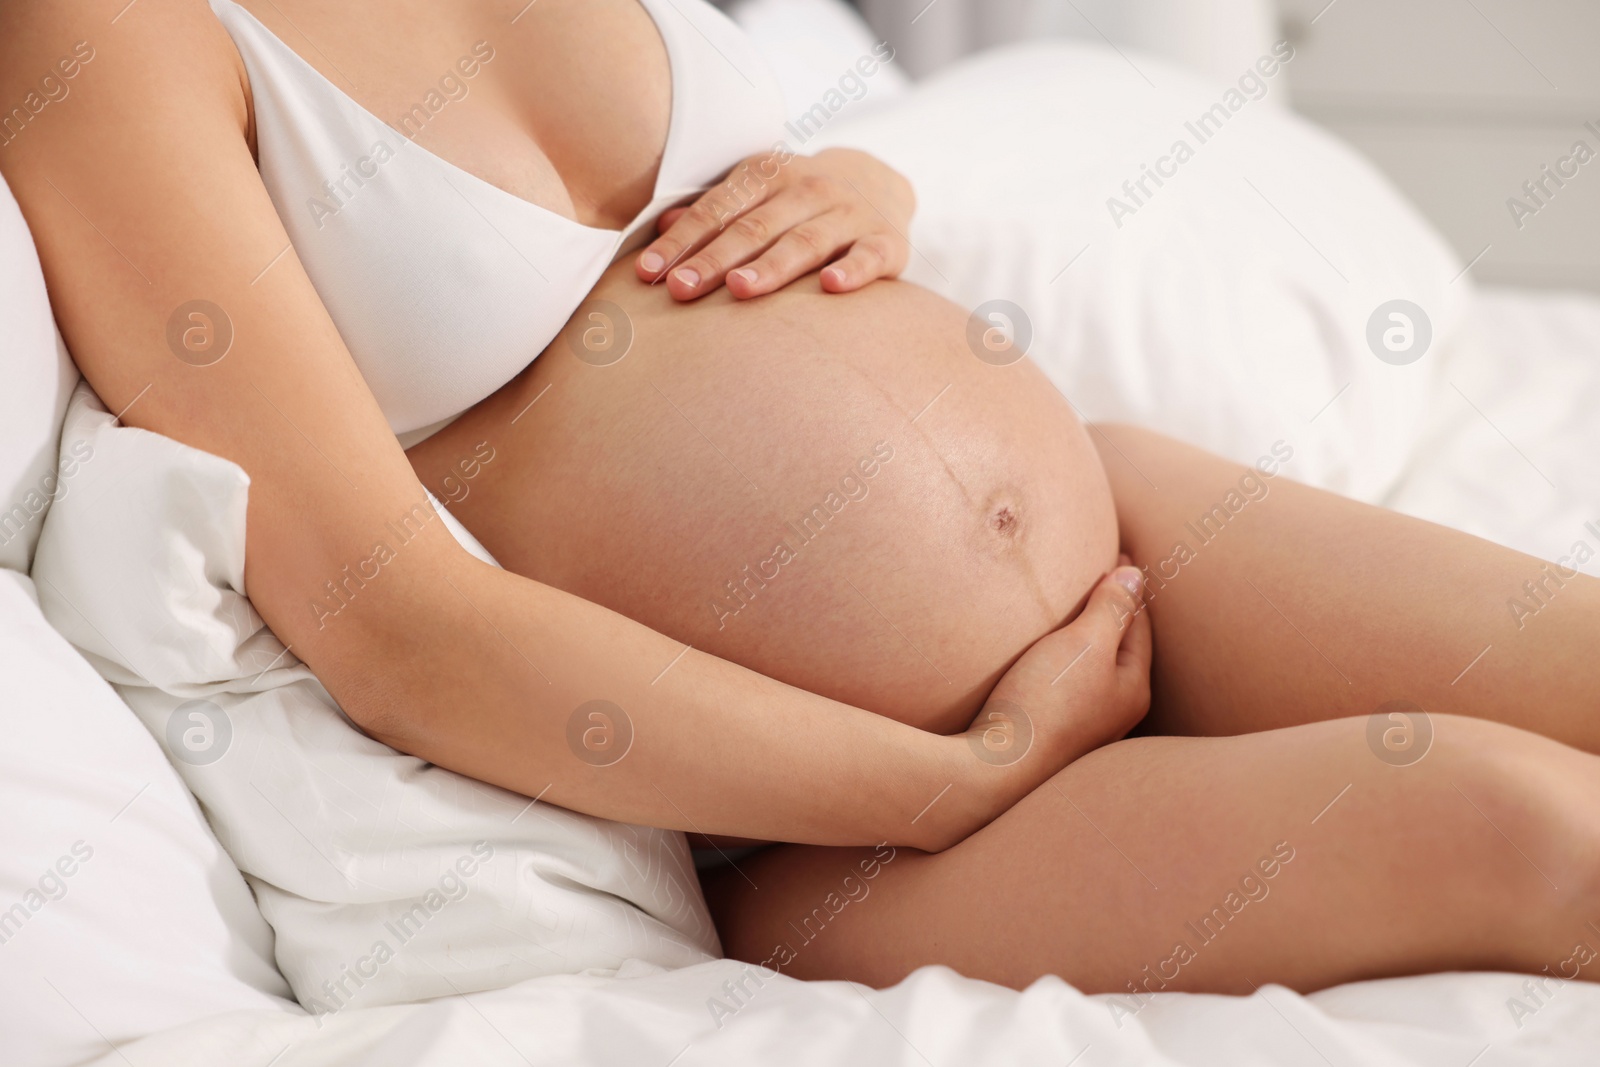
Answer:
[1097, 426, 1600, 753]
[706, 713, 1600, 993]
[407, 260, 1118, 734]
[0, 0, 1117, 859]
[3, 0, 1596, 1002]
[703, 431, 1600, 991]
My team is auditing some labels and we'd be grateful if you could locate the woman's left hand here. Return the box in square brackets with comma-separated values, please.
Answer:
[634, 146, 914, 300]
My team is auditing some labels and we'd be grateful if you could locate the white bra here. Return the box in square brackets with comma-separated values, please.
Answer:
[208, 0, 785, 444]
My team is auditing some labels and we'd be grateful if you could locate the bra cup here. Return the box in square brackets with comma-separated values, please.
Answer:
[208, 0, 784, 438]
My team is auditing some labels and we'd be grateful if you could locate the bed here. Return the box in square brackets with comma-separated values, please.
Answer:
[4, 4, 1598, 1066]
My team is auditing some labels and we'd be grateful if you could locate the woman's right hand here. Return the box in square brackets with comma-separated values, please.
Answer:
[962, 562, 1152, 791]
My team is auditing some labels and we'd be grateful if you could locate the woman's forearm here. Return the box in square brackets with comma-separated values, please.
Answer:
[332, 546, 1017, 851]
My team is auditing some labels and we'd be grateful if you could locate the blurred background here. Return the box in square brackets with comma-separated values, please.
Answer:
[777, 0, 1600, 293]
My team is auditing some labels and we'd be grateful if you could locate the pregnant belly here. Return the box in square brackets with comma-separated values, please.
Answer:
[407, 262, 1117, 733]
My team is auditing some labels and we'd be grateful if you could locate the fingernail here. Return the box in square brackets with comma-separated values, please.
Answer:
[673, 268, 700, 288]
[729, 267, 758, 286]
[639, 251, 665, 272]
[821, 266, 845, 286]
[1112, 567, 1143, 596]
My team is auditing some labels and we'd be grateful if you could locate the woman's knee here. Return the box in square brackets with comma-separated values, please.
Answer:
[1424, 715, 1600, 922]
[1064, 714, 1597, 906]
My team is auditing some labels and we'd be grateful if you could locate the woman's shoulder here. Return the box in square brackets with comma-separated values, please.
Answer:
[0, 0, 248, 156]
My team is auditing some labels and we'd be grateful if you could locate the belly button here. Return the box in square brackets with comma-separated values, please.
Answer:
[982, 490, 1027, 545]
[990, 506, 1019, 536]
[975, 488, 1030, 557]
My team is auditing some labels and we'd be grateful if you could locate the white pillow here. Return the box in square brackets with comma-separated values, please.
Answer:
[0, 170, 79, 573]
[31, 384, 720, 1014]
[809, 40, 1469, 502]
[0, 569, 295, 1067]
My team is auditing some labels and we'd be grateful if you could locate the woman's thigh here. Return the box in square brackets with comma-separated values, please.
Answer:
[1094, 425, 1600, 754]
[703, 715, 1598, 992]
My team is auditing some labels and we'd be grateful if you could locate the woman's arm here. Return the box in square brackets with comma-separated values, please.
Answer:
[0, 1, 1061, 852]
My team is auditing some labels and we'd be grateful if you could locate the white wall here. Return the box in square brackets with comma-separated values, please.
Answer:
[854, 0, 1280, 87]
[852, 0, 1600, 292]
[1281, 0, 1600, 292]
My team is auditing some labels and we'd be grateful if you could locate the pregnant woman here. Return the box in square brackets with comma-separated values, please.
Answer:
[5, 0, 1598, 998]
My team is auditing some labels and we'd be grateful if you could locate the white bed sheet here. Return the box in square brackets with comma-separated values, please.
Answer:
[74, 956, 1600, 1067]
[75, 286, 1600, 1065]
